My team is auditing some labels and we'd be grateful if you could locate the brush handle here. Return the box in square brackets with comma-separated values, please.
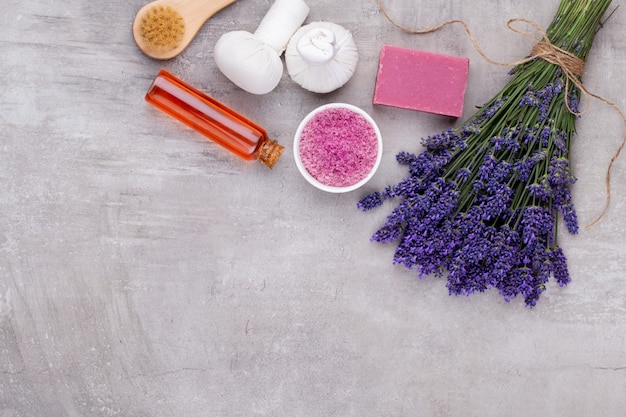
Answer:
[178, 0, 238, 32]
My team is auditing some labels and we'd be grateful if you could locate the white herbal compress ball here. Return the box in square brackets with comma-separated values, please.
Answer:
[213, 0, 310, 95]
[285, 22, 359, 94]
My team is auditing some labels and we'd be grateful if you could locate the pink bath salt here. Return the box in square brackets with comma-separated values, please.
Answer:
[299, 107, 379, 188]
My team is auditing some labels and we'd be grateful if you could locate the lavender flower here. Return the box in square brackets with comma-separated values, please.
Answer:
[359, 0, 612, 307]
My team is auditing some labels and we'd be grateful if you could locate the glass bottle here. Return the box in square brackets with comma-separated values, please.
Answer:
[145, 70, 284, 168]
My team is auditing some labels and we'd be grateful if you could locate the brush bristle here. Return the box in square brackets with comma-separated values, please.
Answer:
[139, 5, 185, 52]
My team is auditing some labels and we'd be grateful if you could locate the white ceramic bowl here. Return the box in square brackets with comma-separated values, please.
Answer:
[293, 103, 383, 193]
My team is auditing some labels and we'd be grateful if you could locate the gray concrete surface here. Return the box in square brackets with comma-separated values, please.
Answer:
[1, 0, 625, 416]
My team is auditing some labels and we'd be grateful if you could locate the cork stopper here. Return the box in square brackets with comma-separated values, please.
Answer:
[256, 139, 285, 169]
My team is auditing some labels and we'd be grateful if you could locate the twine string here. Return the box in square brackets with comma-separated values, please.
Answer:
[376, 0, 626, 228]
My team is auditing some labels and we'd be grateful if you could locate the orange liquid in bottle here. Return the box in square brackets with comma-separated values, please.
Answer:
[145, 70, 284, 168]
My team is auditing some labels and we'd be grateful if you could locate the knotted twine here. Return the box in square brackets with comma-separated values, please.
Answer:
[376, 0, 626, 228]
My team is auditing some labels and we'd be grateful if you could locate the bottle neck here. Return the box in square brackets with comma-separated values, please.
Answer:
[256, 138, 285, 169]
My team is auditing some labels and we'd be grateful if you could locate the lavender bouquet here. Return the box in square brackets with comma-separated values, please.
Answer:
[359, 0, 613, 307]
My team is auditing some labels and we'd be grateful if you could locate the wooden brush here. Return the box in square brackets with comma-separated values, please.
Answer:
[132, 0, 238, 60]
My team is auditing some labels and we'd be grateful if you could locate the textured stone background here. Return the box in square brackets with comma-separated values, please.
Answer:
[1, 0, 625, 416]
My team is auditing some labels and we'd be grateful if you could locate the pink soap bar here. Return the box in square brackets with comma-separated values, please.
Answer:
[373, 45, 469, 118]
